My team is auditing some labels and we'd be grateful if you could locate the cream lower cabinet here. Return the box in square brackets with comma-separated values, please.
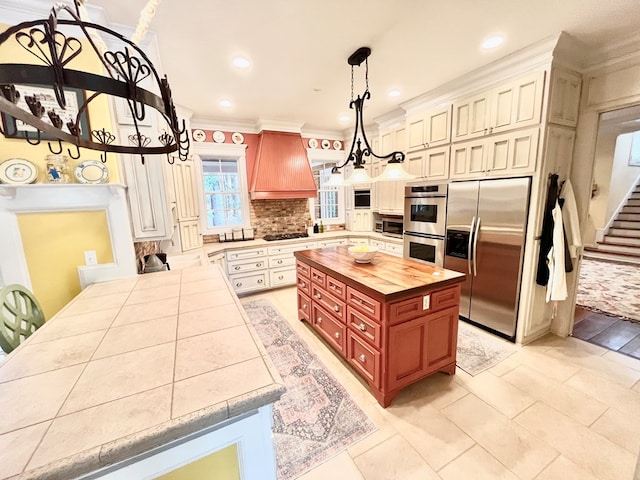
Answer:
[369, 239, 403, 257]
[179, 220, 203, 251]
[377, 180, 404, 216]
[350, 210, 372, 232]
[226, 247, 270, 294]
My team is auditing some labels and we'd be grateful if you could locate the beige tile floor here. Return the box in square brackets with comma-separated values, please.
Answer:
[245, 286, 640, 480]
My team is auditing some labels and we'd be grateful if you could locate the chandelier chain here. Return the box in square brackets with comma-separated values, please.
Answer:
[350, 65, 354, 102]
[365, 57, 369, 91]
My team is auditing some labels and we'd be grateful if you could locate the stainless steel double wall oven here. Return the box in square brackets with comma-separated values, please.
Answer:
[403, 182, 448, 266]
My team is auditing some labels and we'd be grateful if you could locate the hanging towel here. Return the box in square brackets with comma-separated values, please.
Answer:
[546, 199, 568, 302]
[536, 174, 559, 286]
[559, 179, 582, 259]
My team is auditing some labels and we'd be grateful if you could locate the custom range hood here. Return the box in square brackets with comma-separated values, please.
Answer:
[250, 131, 317, 200]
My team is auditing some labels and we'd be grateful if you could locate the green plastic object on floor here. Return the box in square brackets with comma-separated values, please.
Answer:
[0, 284, 45, 354]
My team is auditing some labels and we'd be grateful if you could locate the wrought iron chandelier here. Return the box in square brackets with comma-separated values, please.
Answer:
[325, 46, 415, 186]
[0, 2, 189, 164]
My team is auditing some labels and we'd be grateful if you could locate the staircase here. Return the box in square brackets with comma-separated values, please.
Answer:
[584, 182, 640, 264]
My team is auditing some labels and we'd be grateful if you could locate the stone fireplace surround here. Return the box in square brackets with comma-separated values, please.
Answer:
[0, 183, 137, 290]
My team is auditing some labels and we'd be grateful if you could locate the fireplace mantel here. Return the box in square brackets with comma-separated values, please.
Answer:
[0, 183, 137, 289]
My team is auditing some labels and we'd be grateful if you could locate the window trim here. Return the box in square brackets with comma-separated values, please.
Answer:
[192, 142, 250, 235]
[307, 147, 346, 225]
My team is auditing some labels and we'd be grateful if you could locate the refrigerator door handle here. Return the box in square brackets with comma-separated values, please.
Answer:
[473, 216, 481, 276]
[468, 216, 476, 274]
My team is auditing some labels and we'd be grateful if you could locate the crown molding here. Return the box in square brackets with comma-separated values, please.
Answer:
[584, 31, 640, 70]
[301, 129, 346, 140]
[191, 116, 260, 133]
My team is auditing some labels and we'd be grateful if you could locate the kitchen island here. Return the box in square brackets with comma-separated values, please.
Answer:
[0, 265, 284, 480]
[294, 246, 466, 407]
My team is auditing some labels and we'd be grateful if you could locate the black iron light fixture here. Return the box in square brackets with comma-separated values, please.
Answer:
[325, 46, 415, 186]
[0, 2, 189, 164]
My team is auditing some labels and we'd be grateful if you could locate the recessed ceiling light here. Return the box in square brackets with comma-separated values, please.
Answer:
[388, 89, 401, 98]
[482, 34, 504, 50]
[339, 114, 350, 123]
[219, 99, 233, 108]
[232, 56, 250, 69]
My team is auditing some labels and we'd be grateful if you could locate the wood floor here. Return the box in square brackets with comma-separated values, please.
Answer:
[573, 306, 640, 360]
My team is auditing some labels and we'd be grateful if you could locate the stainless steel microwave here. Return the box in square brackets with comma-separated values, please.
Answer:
[382, 218, 403, 238]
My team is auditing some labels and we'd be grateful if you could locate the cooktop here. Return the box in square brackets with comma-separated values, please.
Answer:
[263, 232, 310, 242]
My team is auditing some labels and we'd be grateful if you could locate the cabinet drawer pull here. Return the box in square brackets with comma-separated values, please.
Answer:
[302, 304, 307, 310]
[235, 282, 242, 287]
[315, 293, 321, 299]
[257, 279, 263, 284]
[358, 323, 366, 331]
[317, 317, 322, 324]
[278, 275, 284, 280]
[334, 332, 340, 339]
[234, 266, 240, 270]
[333, 305, 340, 312]
[256, 262, 263, 267]
[277, 260, 283, 264]
[359, 354, 366, 363]
[300, 281, 306, 287]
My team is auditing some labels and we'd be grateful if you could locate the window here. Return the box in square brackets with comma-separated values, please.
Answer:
[310, 159, 344, 224]
[194, 143, 249, 234]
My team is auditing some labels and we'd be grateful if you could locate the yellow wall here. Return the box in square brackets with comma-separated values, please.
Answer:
[156, 444, 240, 480]
[0, 23, 120, 181]
[17, 211, 113, 320]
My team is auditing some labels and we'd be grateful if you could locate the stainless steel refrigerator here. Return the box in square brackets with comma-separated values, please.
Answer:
[444, 177, 531, 340]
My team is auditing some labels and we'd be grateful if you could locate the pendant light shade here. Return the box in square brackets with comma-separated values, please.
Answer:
[375, 160, 418, 182]
[324, 167, 345, 187]
[344, 165, 375, 185]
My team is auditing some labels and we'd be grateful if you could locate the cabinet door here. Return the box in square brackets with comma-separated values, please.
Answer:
[487, 127, 539, 176]
[424, 146, 450, 180]
[544, 125, 575, 181]
[405, 150, 425, 178]
[407, 115, 426, 151]
[370, 161, 381, 211]
[178, 220, 203, 251]
[450, 139, 487, 179]
[173, 159, 199, 220]
[490, 71, 545, 135]
[452, 91, 492, 141]
[548, 69, 581, 127]
[425, 105, 452, 147]
[395, 126, 406, 153]
[352, 210, 372, 232]
[381, 130, 394, 155]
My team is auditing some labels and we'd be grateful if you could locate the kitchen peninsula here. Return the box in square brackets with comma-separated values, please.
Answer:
[0, 265, 284, 480]
[294, 246, 465, 407]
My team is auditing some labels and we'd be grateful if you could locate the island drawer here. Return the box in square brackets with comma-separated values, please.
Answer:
[346, 287, 381, 321]
[296, 261, 311, 278]
[270, 268, 296, 287]
[389, 295, 424, 325]
[310, 267, 326, 288]
[347, 306, 382, 348]
[312, 304, 345, 354]
[326, 276, 346, 300]
[430, 286, 460, 313]
[347, 331, 381, 387]
[226, 257, 267, 275]
[297, 274, 311, 296]
[311, 285, 346, 323]
[269, 254, 296, 269]
[298, 291, 311, 322]
[268, 241, 318, 256]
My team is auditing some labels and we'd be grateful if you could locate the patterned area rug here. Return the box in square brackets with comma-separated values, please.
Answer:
[456, 321, 516, 376]
[242, 299, 377, 480]
[577, 258, 640, 322]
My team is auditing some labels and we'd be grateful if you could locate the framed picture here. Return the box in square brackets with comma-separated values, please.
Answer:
[0, 85, 91, 141]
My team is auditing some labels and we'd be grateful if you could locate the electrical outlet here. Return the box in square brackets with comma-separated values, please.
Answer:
[84, 250, 97, 266]
[423, 295, 430, 310]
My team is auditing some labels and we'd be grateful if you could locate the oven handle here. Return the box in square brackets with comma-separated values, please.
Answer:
[467, 216, 475, 275]
[473, 216, 481, 276]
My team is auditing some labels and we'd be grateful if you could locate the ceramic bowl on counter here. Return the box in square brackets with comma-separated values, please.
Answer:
[347, 245, 378, 263]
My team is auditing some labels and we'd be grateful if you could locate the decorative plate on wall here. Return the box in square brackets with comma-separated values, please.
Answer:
[192, 129, 206, 142]
[308, 138, 318, 149]
[74, 160, 109, 184]
[232, 132, 244, 144]
[0, 158, 38, 184]
[213, 131, 226, 143]
[333, 140, 342, 150]
[321, 139, 331, 149]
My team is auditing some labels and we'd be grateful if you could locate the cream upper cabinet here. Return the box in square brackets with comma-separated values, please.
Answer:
[543, 125, 576, 180]
[486, 127, 540, 176]
[450, 139, 488, 179]
[452, 71, 545, 141]
[547, 69, 582, 127]
[408, 146, 450, 180]
[381, 130, 394, 155]
[407, 104, 452, 151]
[380, 125, 406, 156]
[370, 161, 381, 211]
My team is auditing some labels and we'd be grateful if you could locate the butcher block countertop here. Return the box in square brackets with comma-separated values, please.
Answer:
[0, 265, 284, 480]
[294, 246, 466, 301]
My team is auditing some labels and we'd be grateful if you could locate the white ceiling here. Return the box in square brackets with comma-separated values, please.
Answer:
[86, 0, 640, 133]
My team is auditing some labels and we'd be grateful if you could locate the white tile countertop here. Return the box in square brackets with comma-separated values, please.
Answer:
[0, 265, 285, 480]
